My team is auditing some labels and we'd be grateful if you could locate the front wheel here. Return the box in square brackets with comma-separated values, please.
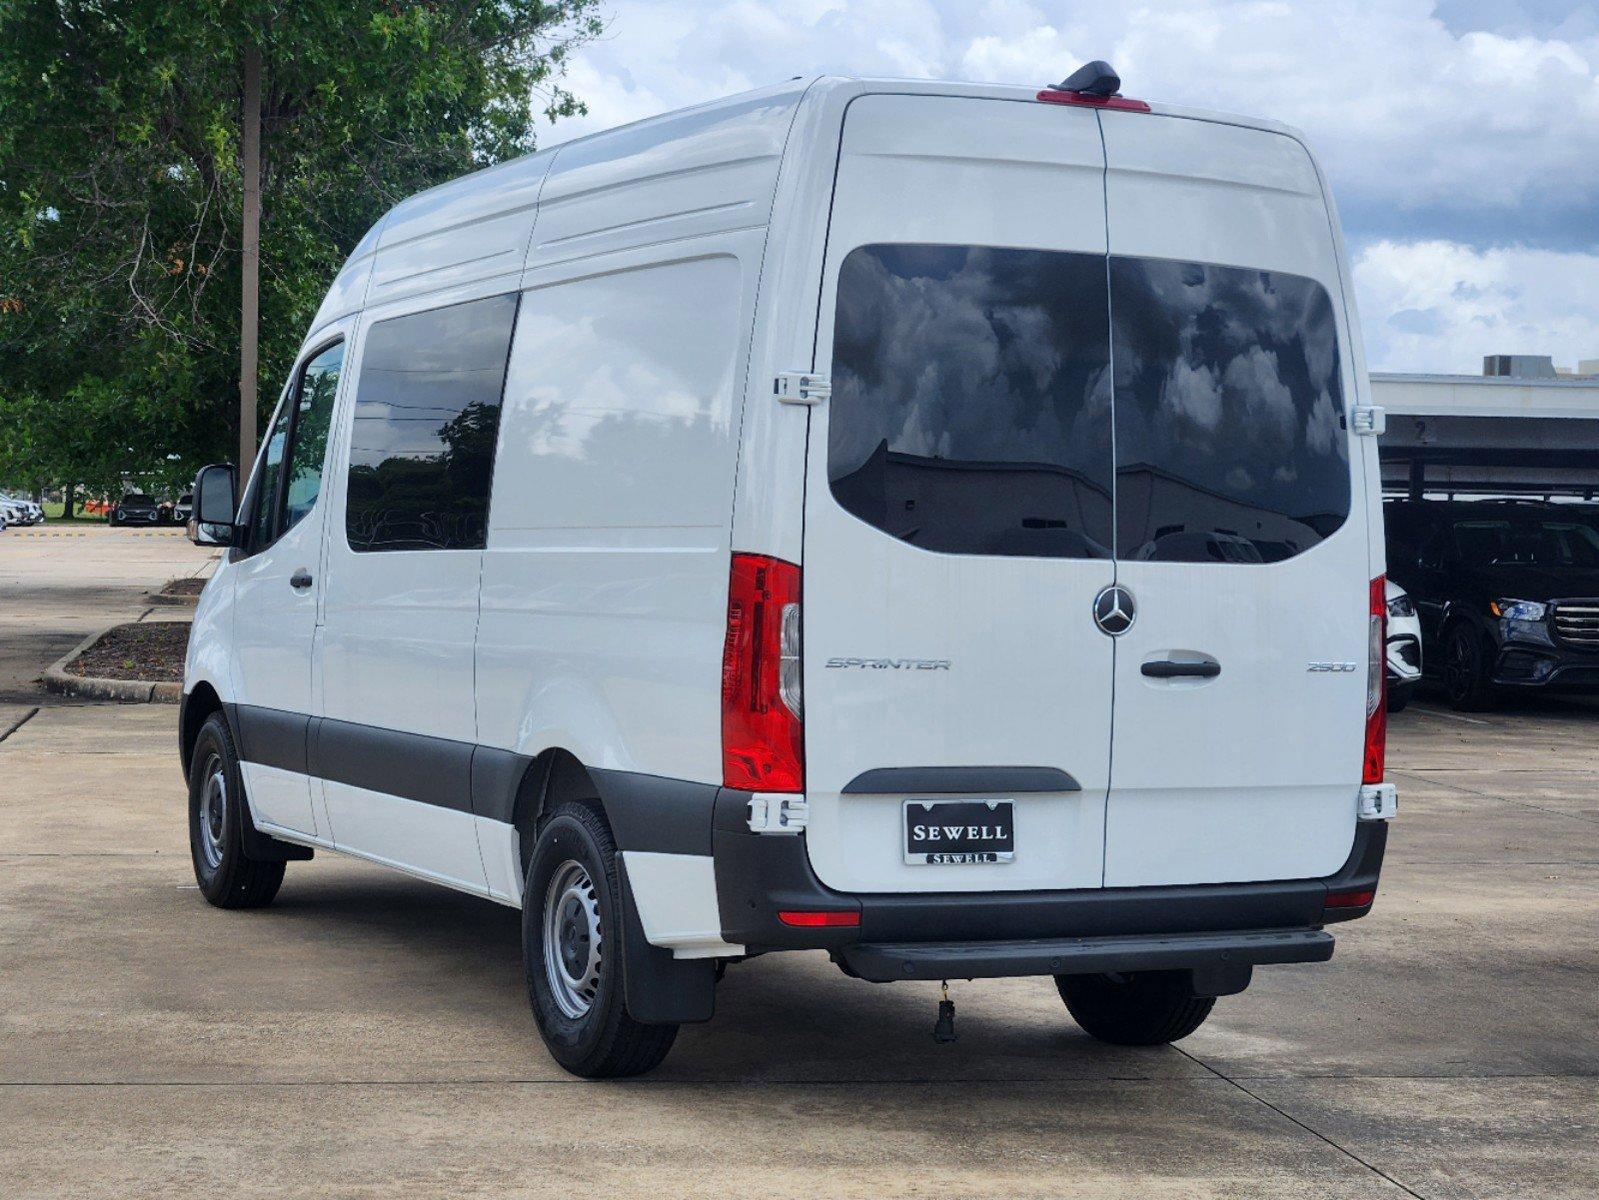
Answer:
[1442, 623, 1495, 711]
[187, 712, 285, 908]
[522, 802, 677, 1078]
[1056, 971, 1215, 1046]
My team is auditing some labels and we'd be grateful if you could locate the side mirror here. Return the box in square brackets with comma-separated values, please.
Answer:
[189, 463, 238, 547]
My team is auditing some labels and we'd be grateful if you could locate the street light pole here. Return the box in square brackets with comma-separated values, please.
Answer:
[238, 42, 261, 474]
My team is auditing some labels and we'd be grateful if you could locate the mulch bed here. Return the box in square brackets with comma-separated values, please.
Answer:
[159, 577, 208, 597]
[65, 622, 190, 683]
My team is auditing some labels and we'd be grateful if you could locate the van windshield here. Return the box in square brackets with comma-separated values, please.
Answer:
[828, 244, 1350, 564]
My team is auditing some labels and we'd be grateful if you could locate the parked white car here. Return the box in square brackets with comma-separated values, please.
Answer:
[5, 494, 44, 524]
[0, 495, 40, 526]
[1385, 580, 1422, 712]
[179, 64, 1396, 1078]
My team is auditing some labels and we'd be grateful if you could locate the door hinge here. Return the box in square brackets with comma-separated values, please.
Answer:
[1352, 405, 1386, 436]
[1359, 782, 1397, 821]
[747, 793, 808, 834]
[774, 371, 830, 406]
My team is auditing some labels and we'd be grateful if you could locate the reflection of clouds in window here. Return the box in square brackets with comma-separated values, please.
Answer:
[828, 244, 1113, 559]
[1222, 345, 1296, 449]
[1305, 388, 1341, 455]
[488, 255, 744, 533]
[1111, 257, 1349, 563]
[1159, 358, 1223, 429]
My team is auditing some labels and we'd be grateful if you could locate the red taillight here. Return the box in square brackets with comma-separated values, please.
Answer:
[1325, 888, 1376, 909]
[1036, 88, 1151, 113]
[777, 909, 859, 928]
[1365, 575, 1386, 785]
[722, 553, 803, 792]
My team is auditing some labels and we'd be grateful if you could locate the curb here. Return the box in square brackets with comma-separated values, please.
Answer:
[41, 627, 185, 704]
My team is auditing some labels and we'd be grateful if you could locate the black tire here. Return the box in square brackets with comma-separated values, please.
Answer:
[522, 801, 677, 1078]
[1056, 971, 1215, 1046]
[187, 712, 285, 908]
[1442, 622, 1495, 712]
[1386, 684, 1411, 714]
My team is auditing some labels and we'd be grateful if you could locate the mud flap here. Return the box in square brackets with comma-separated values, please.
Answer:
[238, 812, 315, 862]
[616, 858, 716, 1025]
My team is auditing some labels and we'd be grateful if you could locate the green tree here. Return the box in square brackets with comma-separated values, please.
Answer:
[0, 1, 600, 504]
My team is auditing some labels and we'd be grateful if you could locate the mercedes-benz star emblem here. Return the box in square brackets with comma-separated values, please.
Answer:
[1093, 585, 1136, 636]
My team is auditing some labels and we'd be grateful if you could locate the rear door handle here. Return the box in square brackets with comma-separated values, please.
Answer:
[1141, 659, 1220, 679]
[289, 568, 314, 590]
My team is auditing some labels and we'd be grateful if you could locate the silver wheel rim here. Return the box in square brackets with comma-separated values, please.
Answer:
[198, 753, 227, 872]
[543, 859, 603, 1019]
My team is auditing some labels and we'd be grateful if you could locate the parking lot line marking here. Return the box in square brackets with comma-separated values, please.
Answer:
[0, 707, 39, 745]
[1410, 704, 1490, 726]
[1391, 769, 1599, 826]
[1174, 1046, 1428, 1199]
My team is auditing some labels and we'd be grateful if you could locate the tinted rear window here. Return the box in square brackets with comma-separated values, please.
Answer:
[829, 244, 1113, 559]
[827, 245, 1349, 564]
[1111, 258, 1349, 563]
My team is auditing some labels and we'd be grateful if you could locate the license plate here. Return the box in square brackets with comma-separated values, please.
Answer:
[904, 800, 1014, 864]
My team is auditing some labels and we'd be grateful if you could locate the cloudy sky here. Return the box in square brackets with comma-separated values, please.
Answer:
[541, 0, 1599, 375]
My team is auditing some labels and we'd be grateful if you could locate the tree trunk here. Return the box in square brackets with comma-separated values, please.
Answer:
[238, 42, 262, 472]
[61, 481, 75, 521]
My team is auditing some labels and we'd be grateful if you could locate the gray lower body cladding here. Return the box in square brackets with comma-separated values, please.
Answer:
[203, 703, 1385, 983]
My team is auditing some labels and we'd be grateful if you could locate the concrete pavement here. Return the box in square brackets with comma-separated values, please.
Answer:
[0, 526, 213, 725]
[1, 535, 1596, 1197]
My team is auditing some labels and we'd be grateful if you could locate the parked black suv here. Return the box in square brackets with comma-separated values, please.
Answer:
[1386, 499, 1599, 709]
[108, 492, 162, 526]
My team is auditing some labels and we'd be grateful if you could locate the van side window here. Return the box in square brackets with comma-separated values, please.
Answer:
[246, 404, 291, 553]
[1111, 259, 1349, 563]
[282, 342, 343, 533]
[486, 257, 743, 534]
[829, 244, 1114, 558]
[345, 293, 519, 552]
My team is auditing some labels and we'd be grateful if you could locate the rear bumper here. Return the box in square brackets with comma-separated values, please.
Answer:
[712, 789, 1385, 972]
[838, 928, 1334, 983]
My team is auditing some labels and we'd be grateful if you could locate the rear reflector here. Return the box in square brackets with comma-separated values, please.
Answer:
[778, 910, 860, 928]
[1325, 888, 1376, 909]
[1036, 88, 1150, 113]
[1364, 576, 1387, 785]
[723, 553, 804, 793]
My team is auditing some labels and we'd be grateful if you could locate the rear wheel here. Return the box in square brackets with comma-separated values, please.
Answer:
[522, 801, 677, 1078]
[187, 712, 285, 908]
[1056, 971, 1215, 1046]
[1442, 623, 1494, 711]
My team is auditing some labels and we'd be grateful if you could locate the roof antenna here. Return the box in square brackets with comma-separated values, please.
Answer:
[1053, 60, 1121, 97]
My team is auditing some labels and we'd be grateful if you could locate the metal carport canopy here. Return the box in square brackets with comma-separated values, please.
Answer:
[1371, 373, 1599, 498]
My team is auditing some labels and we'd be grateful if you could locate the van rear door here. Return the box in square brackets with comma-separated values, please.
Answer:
[801, 94, 1114, 894]
[1097, 112, 1370, 886]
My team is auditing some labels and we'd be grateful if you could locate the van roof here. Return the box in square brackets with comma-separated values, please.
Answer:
[308, 75, 1311, 338]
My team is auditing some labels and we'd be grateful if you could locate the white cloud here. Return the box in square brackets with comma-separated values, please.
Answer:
[543, 1, 1599, 372]
[552, 0, 1599, 221]
[1355, 239, 1599, 372]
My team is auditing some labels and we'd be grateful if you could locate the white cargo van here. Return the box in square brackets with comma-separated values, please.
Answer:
[182, 65, 1396, 1078]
